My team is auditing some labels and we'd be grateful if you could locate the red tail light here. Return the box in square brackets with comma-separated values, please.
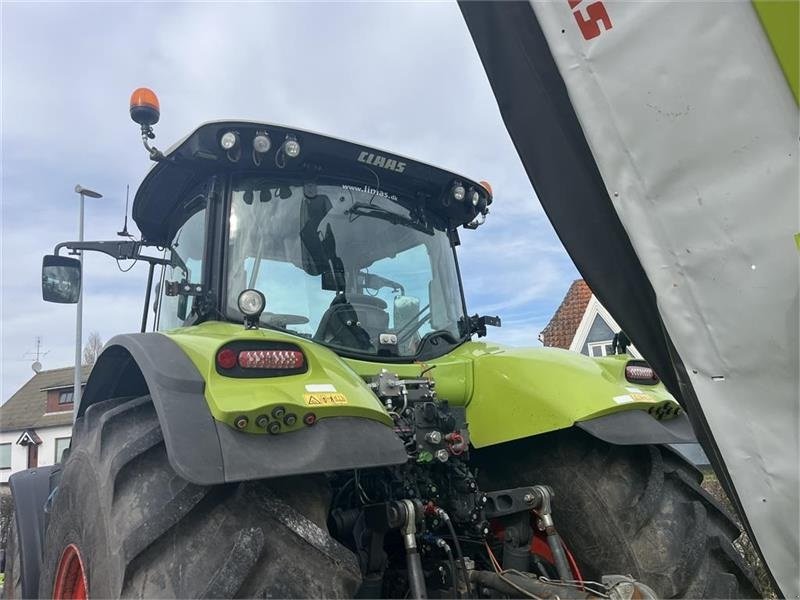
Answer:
[216, 348, 238, 370]
[238, 350, 304, 370]
[625, 362, 659, 385]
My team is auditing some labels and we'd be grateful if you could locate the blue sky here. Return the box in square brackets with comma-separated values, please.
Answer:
[1, 1, 579, 402]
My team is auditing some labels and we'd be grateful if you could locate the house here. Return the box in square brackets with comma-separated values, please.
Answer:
[540, 279, 640, 358]
[0, 366, 89, 484]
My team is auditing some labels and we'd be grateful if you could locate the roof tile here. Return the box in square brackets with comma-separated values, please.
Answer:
[0, 365, 90, 432]
[540, 279, 592, 349]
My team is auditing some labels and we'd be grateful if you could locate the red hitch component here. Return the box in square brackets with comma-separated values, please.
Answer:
[445, 432, 467, 455]
[238, 349, 304, 370]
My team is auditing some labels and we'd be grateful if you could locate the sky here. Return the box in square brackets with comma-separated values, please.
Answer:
[0, 1, 579, 403]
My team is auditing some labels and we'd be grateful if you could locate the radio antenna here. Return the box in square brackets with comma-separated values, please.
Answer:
[117, 184, 132, 238]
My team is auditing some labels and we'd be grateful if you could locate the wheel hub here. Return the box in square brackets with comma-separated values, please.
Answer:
[53, 544, 88, 600]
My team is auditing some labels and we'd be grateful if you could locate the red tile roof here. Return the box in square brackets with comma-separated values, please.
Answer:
[540, 279, 592, 349]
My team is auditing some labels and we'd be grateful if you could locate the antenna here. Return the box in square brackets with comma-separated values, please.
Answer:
[24, 337, 49, 373]
[117, 184, 132, 238]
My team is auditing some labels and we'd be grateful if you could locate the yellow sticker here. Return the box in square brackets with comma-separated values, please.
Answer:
[304, 392, 348, 406]
[630, 392, 656, 403]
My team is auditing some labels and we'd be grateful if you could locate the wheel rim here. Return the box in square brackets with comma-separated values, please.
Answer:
[53, 544, 88, 600]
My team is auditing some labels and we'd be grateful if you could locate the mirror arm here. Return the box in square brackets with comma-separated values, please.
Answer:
[53, 240, 170, 266]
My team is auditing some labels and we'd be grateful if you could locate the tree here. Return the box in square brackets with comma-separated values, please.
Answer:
[83, 331, 103, 366]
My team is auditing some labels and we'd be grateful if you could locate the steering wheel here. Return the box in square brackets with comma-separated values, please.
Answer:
[262, 313, 310, 328]
[346, 294, 388, 309]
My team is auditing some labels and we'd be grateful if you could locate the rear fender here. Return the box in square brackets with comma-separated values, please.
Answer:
[8, 466, 58, 599]
[81, 332, 407, 485]
[464, 344, 687, 447]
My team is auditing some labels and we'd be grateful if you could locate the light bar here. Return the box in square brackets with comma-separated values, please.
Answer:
[238, 349, 305, 370]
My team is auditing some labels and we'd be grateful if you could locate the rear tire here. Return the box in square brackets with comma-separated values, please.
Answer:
[474, 427, 760, 599]
[38, 395, 361, 599]
[3, 514, 23, 599]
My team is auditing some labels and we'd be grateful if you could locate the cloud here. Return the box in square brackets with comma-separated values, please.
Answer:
[1, 2, 578, 401]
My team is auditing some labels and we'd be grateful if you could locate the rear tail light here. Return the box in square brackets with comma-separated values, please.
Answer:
[625, 362, 659, 385]
[215, 343, 307, 377]
[238, 349, 304, 370]
[216, 348, 238, 370]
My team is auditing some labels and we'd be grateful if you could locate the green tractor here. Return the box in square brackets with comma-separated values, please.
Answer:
[4, 89, 757, 599]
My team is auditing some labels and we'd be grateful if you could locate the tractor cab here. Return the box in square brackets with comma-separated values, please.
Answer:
[44, 89, 497, 363]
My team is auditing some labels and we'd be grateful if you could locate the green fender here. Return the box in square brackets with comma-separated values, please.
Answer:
[161, 322, 680, 449]
[444, 342, 681, 448]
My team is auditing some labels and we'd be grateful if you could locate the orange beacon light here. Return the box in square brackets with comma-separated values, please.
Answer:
[130, 88, 160, 127]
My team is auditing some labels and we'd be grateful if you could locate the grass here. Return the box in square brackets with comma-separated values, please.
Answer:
[700, 470, 777, 599]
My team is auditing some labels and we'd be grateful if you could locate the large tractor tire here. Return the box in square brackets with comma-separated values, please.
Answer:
[3, 514, 23, 599]
[474, 427, 760, 599]
[38, 395, 361, 599]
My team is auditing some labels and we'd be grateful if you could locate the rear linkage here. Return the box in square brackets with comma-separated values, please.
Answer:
[329, 371, 657, 600]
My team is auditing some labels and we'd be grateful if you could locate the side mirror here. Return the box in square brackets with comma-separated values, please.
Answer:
[42, 255, 81, 304]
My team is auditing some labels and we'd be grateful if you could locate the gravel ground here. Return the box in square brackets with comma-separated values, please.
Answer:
[700, 470, 777, 598]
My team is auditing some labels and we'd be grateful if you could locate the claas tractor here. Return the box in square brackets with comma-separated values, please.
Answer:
[3, 89, 758, 599]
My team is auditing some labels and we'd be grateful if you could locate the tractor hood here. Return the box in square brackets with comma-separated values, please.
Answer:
[460, 2, 798, 595]
[132, 121, 491, 246]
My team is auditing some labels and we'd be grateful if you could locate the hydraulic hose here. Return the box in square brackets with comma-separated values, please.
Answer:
[437, 508, 472, 598]
[400, 500, 428, 599]
[469, 570, 593, 599]
[545, 529, 572, 583]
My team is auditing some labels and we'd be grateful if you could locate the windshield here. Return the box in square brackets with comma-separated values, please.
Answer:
[226, 176, 467, 358]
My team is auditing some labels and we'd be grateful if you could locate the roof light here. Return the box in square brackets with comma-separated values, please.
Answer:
[283, 136, 301, 158]
[479, 180, 493, 196]
[452, 183, 466, 202]
[470, 190, 481, 206]
[220, 131, 239, 150]
[253, 132, 271, 154]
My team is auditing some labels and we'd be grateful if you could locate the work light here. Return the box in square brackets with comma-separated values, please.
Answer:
[253, 132, 271, 154]
[238, 289, 265, 318]
[220, 131, 239, 150]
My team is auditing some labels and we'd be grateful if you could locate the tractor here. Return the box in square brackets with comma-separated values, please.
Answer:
[3, 89, 758, 599]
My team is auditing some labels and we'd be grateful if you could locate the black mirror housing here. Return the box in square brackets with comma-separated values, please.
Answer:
[42, 255, 81, 304]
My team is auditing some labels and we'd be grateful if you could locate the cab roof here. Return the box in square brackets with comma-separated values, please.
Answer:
[132, 120, 492, 245]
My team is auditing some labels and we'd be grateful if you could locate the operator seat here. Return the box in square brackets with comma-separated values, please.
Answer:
[314, 294, 388, 350]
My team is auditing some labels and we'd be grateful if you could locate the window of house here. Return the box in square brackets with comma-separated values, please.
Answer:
[588, 340, 615, 357]
[58, 389, 74, 404]
[0, 443, 11, 469]
[54, 437, 71, 463]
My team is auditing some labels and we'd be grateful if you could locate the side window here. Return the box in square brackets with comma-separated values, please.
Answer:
[158, 207, 207, 330]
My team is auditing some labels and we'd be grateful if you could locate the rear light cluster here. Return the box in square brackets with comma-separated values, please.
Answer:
[215, 342, 307, 377]
[238, 349, 304, 370]
[625, 362, 660, 385]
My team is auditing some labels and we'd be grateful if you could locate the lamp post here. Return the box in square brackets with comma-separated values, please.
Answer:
[73, 184, 103, 407]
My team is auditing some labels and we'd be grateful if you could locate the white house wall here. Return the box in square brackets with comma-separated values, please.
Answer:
[0, 424, 73, 484]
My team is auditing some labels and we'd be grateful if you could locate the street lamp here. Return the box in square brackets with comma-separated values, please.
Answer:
[73, 184, 103, 407]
